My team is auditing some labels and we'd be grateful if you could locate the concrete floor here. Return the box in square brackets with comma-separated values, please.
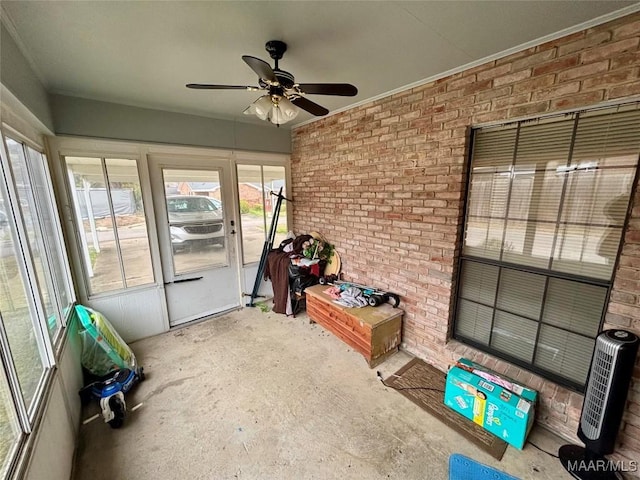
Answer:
[73, 308, 573, 480]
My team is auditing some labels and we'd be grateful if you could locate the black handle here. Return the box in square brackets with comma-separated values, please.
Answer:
[164, 276, 203, 285]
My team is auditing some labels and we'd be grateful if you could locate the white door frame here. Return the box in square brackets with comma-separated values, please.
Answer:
[148, 152, 242, 326]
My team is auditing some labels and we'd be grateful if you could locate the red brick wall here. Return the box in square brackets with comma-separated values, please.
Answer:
[291, 13, 640, 466]
[608, 184, 640, 463]
[238, 183, 263, 206]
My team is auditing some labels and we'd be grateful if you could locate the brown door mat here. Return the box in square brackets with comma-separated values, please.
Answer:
[384, 357, 508, 461]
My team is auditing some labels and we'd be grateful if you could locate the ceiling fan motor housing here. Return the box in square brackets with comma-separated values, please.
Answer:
[265, 40, 287, 61]
[274, 70, 295, 89]
[258, 70, 295, 91]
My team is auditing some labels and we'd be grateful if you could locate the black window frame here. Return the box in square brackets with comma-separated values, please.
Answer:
[452, 103, 640, 393]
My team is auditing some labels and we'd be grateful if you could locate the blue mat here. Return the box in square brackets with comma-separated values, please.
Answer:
[449, 454, 520, 480]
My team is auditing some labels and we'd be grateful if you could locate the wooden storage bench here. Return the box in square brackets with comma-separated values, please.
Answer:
[304, 284, 403, 368]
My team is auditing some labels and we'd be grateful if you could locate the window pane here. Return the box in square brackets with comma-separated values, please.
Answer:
[542, 278, 605, 337]
[534, 326, 595, 385]
[237, 165, 266, 264]
[507, 172, 534, 219]
[163, 169, 227, 275]
[502, 220, 555, 269]
[467, 173, 509, 217]
[263, 166, 287, 249]
[105, 159, 153, 287]
[472, 127, 516, 173]
[67, 157, 154, 293]
[462, 217, 504, 259]
[491, 311, 537, 362]
[594, 226, 624, 271]
[508, 169, 564, 222]
[514, 118, 574, 171]
[572, 107, 640, 165]
[26, 147, 74, 318]
[458, 260, 498, 306]
[455, 299, 492, 345]
[552, 224, 613, 279]
[0, 368, 21, 476]
[66, 157, 124, 294]
[560, 167, 635, 226]
[237, 165, 287, 265]
[0, 182, 46, 410]
[496, 269, 545, 320]
[5, 139, 60, 339]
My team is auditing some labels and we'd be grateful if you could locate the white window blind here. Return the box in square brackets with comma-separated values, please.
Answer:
[455, 103, 640, 389]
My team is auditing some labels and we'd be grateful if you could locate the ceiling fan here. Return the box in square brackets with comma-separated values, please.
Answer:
[186, 40, 358, 126]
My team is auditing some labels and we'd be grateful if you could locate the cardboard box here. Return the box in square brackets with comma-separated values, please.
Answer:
[455, 357, 538, 403]
[444, 364, 536, 450]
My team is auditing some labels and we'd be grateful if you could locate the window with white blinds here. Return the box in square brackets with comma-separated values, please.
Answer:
[455, 103, 640, 390]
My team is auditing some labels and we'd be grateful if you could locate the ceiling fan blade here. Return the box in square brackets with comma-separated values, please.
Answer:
[242, 56, 277, 83]
[297, 83, 358, 96]
[291, 96, 329, 116]
[186, 84, 258, 90]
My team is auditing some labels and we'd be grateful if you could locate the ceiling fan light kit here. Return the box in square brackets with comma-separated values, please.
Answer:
[243, 95, 299, 126]
[187, 40, 357, 126]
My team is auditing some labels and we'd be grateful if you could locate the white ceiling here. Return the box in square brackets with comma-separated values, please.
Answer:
[2, 1, 639, 129]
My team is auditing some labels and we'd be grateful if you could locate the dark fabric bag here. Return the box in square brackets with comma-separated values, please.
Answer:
[292, 275, 319, 295]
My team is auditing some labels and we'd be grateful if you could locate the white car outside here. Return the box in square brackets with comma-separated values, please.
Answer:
[166, 196, 224, 251]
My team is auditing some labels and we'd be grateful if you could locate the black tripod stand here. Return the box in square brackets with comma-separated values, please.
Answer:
[246, 187, 291, 307]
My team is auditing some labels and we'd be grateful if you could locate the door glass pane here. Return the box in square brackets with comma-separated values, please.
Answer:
[237, 165, 266, 264]
[0, 368, 21, 476]
[0, 183, 46, 410]
[162, 169, 226, 275]
[105, 159, 154, 287]
[5, 139, 60, 339]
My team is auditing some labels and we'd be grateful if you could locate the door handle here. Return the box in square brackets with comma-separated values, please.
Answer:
[164, 276, 203, 285]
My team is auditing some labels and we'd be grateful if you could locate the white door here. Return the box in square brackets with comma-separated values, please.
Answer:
[149, 156, 240, 326]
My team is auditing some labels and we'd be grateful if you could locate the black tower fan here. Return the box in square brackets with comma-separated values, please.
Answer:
[559, 329, 639, 479]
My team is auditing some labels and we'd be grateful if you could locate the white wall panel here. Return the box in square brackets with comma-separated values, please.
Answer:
[24, 379, 75, 480]
[86, 286, 168, 342]
[242, 264, 274, 305]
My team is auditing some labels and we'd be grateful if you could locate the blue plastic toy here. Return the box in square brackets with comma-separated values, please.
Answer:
[76, 304, 145, 428]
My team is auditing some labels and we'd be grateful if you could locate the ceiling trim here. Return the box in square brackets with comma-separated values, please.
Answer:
[1, 85, 54, 146]
[292, 3, 640, 130]
[0, 4, 49, 88]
